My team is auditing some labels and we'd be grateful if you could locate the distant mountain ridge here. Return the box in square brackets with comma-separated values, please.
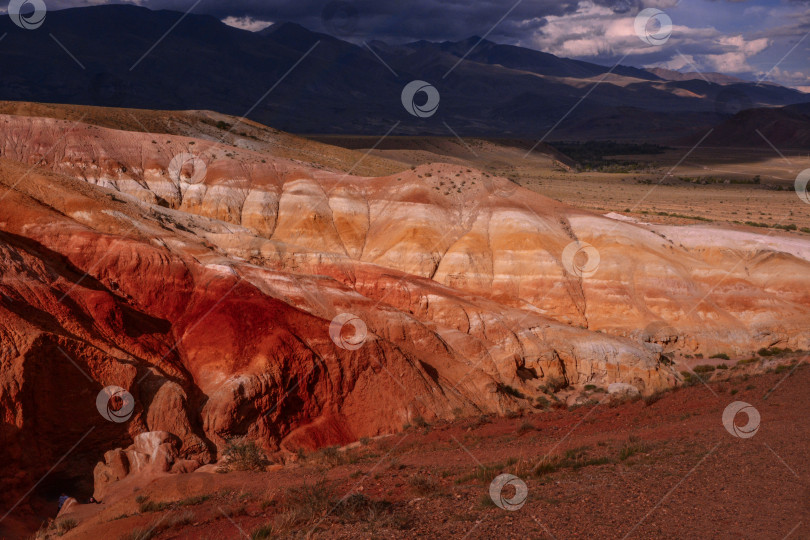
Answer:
[0, 5, 806, 141]
[688, 102, 810, 147]
[646, 67, 748, 85]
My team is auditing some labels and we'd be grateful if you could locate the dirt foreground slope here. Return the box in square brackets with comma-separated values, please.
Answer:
[53, 357, 810, 539]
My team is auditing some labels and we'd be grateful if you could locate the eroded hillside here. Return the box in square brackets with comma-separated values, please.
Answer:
[1, 110, 809, 535]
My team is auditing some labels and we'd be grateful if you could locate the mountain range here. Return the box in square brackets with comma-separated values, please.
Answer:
[0, 4, 807, 141]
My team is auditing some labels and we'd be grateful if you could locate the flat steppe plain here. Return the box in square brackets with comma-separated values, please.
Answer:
[312, 136, 810, 233]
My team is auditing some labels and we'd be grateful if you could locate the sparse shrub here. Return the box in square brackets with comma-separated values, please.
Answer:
[564, 446, 589, 460]
[138, 498, 172, 513]
[530, 446, 612, 478]
[469, 414, 492, 428]
[758, 347, 789, 357]
[119, 526, 156, 540]
[251, 481, 394, 538]
[551, 397, 568, 409]
[709, 353, 730, 360]
[584, 384, 597, 391]
[532, 457, 561, 476]
[693, 365, 716, 373]
[408, 474, 439, 495]
[535, 396, 550, 409]
[456, 464, 503, 484]
[319, 446, 340, 465]
[164, 511, 195, 530]
[643, 390, 666, 406]
[606, 392, 642, 407]
[218, 438, 268, 472]
[567, 399, 598, 411]
[333, 493, 392, 522]
[178, 495, 210, 507]
[517, 420, 536, 434]
[221, 504, 247, 518]
[619, 437, 649, 461]
[542, 376, 567, 393]
[313, 445, 359, 467]
[498, 384, 526, 399]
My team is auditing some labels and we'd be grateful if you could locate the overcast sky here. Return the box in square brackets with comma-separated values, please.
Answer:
[20, 0, 810, 90]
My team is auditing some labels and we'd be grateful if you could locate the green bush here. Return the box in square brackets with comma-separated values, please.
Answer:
[498, 384, 526, 399]
[408, 474, 439, 495]
[535, 396, 551, 409]
[218, 438, 268, 472]
[758, 347, 790, 357]
[542, 376, 567, 393]
[693, 365, 716, 373]
[619, 437, 649, 461]
[643, 390, 666, 406]
[517, 420, 536, 434]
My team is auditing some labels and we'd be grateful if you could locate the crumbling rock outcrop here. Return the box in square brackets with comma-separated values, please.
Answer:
[92, 431, 197, 501]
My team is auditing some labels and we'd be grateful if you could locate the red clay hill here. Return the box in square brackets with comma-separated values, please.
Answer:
[0, 106, 808, 535]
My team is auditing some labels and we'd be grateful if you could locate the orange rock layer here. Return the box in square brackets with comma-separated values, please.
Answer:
[0, 114, 808, 530]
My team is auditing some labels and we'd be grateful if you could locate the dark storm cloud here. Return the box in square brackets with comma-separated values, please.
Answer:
[51, 0, 589, 42]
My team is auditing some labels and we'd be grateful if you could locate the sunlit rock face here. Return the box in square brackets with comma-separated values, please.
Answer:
[1, 114, 809, 524]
